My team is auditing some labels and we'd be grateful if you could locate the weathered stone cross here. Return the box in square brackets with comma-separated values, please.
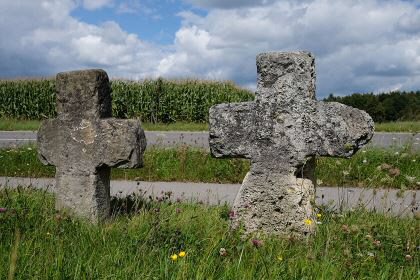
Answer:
[37, 69, 146, 222]
[209, 52, 373, 237]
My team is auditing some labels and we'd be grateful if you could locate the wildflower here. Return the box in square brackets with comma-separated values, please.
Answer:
[219, 248, 227, 256]
[362, 159, 367, 164]
[304, 219, 312, 225]
[341, 224, 350, 233]
[405, 176, 416, 183]
[412, 159, 416, 162]
[316, 221, 322, 225]
[46, 232, 51, 236]
[316, 213, 322, 218]
[362, 150, 366, 153]
[367, 252, 374, 257]
[388, 167, 400, 177]
[228, 210, 235, 219]
[372, 240, 381, 247]
[0, 208, 7, 213]
[380, 163, 392, 171]
[178, 251, 186, 257]
[251, 239, 263, 248]
[27, 147, 32, 151]
[365, 234, 373, 241]
[394, 152, 399, 155]
[170, 254, 178, 261]
[277, 255, 283, 261]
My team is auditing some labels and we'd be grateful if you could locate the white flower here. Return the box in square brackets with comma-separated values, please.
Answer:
[362, 159, 367, 164]
[367, 252, 374, 257]
[395, 152, 399, 155]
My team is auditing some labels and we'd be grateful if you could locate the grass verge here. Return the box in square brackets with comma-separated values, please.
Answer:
[375, 121, 420, 133]
[0, 189, 419, 279]
[0, 146, 418, 189]
[0, 118, 419, 133]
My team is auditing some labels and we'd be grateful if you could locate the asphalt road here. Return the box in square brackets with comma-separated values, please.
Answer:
[1, 176, 418, 217]
[0, 130, 419, 150]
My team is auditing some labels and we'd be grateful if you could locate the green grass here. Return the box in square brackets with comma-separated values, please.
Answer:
[0, 189, 418, 279]
[0, 119, 41, 131]
[0, 146, 418, 189]
[375, 121, 420, 133]
[1, 118, 419, 132]
[0, 119, 210, 131]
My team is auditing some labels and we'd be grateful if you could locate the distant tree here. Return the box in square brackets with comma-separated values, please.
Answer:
[323, 91, 419, 122]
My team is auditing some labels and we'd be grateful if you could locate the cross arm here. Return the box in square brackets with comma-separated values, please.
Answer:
[209, 102, 256, 159]
[311, 101, 374, 157]
[97, 119, 146, 168]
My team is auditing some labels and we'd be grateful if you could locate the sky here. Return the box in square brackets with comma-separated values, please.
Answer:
[0, 0, 420, 98]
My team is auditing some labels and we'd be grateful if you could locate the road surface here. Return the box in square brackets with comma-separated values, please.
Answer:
[0, 130, 418, 150]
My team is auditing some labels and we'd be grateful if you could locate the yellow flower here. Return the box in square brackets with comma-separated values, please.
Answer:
[170, 254, 178, 261]
[316, 213, 322, 218]
[277, 255, 283, 261]
[178, 251, 186, 257]
[304, 219, 312, 225]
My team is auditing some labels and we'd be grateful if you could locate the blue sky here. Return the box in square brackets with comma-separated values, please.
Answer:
[1, 0, 420, 98]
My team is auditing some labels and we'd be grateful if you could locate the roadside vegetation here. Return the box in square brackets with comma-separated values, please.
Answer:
[0, 118, 419, 133]
[0, 189, 418, 279]
[0, 146, 418, 189]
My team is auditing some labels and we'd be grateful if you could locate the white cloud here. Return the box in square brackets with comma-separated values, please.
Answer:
[82, 0, 113, 10]
[161, 0, 420, 96]
[0, 0, 163, 78]
[0, 0, 419, 97]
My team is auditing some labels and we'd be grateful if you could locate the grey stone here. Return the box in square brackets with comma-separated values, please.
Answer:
[37, 69, 146, 222]
[209, 52, 374, 237]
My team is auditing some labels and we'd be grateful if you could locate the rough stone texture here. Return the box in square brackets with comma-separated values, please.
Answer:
[209, 52, 374, 237]
[37, 69, 146, 222]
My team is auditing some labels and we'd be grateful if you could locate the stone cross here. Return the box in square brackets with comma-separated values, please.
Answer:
[37, 69, 146, 222]
[209, 52, 373, 237]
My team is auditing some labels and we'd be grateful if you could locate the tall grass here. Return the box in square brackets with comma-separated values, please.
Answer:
[0, 78, 254, 123]
[0, 189, 418, 279]
[0, 146, 418, 189]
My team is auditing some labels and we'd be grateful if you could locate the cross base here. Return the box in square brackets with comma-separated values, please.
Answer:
[231, 171, 316, 238]
[55, 167, 111, 222]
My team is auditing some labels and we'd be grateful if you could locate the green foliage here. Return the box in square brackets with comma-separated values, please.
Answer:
[0, 189, 419, 279]
[324, 91, 420, 122]
[0, 79, 56, 119]
[0, 146, 418, 189]
[0, 78, 254, 123]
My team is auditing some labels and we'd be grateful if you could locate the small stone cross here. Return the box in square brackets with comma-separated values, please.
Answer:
[37, 69, 146, 222]
[209, 52, 373, 237]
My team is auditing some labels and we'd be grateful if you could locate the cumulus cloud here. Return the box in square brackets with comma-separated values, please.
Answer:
[0, 0, 419, 97]
[161, 0, 420, 96]
[82, 0, 113, 10]
[0, 0, 163, 78]
[183, 0, 277, 9]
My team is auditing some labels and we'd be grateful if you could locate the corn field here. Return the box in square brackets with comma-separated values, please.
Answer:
[0, 78, 254, 123]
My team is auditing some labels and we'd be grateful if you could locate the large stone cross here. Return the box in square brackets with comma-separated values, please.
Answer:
[209, 52, 373, 237]
[37, 69, 146, 222]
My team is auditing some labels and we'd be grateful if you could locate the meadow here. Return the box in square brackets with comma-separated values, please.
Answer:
[0, 188, 418, 279]
[0, 118, 419, 132]
[0, 145, 418, 190]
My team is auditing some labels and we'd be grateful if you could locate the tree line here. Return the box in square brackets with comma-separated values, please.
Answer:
[323, 91, 419, 122]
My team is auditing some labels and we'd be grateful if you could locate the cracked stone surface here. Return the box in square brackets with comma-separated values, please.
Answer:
[209, 52, 374, 237]
[37, 69, 146, 222]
